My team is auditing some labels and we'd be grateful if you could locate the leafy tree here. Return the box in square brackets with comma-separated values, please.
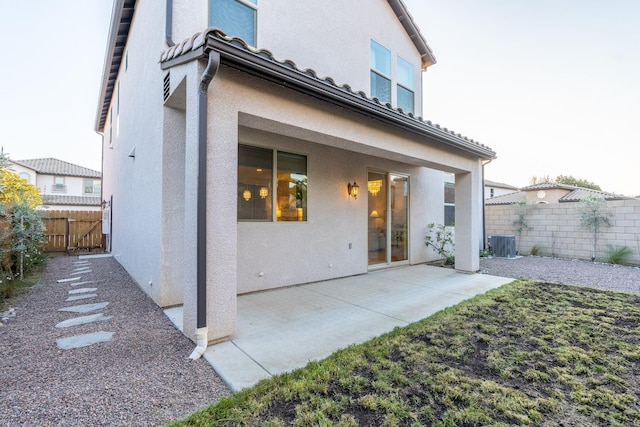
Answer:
[578, 196, 613, 262]
[529, 174, 602, 191]
[556, 175, 601, 191]
[0, 156, 45, 279]
[529, 175, 554, 185]
[0, 169, 42, 208]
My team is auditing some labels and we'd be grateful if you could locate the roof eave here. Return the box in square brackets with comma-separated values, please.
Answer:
[184, 34, 492, 159]
[387, 0, 437, 70]
[160, 31, 492, 159]
[95, 0, 137, 134]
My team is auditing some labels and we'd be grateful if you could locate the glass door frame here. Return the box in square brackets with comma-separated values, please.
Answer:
[367, 169, 410, 270]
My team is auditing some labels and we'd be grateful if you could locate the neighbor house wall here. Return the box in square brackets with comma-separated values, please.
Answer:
[485, 199, 640, 265]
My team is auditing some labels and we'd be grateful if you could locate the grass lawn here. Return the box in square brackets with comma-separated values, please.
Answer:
[170, 280, 640, 426]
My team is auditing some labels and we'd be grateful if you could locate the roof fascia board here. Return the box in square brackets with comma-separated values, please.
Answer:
[386, 0, 436, 69]
[198, 35, 493, 159]
[95, 0, 137, 133]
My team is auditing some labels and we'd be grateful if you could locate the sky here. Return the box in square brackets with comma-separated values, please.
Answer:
[0, 1, 639, 196]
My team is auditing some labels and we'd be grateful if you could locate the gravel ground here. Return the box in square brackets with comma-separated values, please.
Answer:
[480, 255, 640, 295]
[0, 255, 230, 427]
[3, 254, 639, 426]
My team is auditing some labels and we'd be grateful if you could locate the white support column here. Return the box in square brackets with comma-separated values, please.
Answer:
[454, 163, 482, 272]
[182, 63, 201, 341]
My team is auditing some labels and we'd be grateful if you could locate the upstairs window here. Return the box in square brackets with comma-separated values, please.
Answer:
[210, 0, 258, 46]
[84, 179, 102, 195]
[53, 177, 66, 193]
[397, 56, 414, 114]
[370, 40, 391, 103]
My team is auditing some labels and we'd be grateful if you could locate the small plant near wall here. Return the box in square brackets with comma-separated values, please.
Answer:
[530, 244, 543, 256]
[512, 201, 533, 254]
[605, 245, 632, 265]
[578, 196, 613, 262]
[425, 223, 455, 265]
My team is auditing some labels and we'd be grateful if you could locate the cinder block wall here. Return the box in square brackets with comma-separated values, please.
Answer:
[485, 199, 640, 265]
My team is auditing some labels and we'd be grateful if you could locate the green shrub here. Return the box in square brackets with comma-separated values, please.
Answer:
[605, 246, 632, 265]
[530, 244, 543, 256]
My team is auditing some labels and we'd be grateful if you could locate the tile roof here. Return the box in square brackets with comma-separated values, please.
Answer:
[520, 182, 576, 192]
[484, 179, 519, 190]
[485, 191, 526, 205]
[13, 158, 101, 178]
[42, 195, 102, 207]
[485, 184, 628, 205]
[559, 187, 627, 202]
[160, 28, 495, 159]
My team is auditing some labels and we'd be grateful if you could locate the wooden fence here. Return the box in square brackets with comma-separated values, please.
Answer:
[43, 210, 104, 253]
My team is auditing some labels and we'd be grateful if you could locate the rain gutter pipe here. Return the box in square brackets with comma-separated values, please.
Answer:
[165, 0, 175, 47]
[189, 50, 220, 360]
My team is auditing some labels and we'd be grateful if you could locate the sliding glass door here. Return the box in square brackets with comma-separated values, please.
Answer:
[368, 171, 409, 267]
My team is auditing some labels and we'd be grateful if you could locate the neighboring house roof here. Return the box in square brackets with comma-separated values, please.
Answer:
[519, 182, 576, 192]
[558, 187, 627, 203]
[484, 179, 519, 191]
[485, 182, 628, 205]
[159, 28, 495, 159]
[13, 158, 101, 179]
[485, 191, 526, 205]
[42, 195, 102, 207]
[95, 0, 435, 133]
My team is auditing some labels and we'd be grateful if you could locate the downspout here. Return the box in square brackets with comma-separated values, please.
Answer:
[165, 0, 175, 47]
[189, 50, 221, 360]
[481, 158, 493, 252]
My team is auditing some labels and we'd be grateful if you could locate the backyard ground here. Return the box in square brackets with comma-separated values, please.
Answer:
[172, 278, 640, 426]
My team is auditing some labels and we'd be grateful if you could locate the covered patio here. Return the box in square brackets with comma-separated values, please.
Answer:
[165, 264, 512, 391]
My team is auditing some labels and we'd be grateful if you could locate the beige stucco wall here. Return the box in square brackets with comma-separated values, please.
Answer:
[171, 0, 424, 115]
[485, 199, 640, 264]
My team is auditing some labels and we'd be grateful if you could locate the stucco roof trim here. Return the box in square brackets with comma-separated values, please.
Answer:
[162, 28, 495, 160]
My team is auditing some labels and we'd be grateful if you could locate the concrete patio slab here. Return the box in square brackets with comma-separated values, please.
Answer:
[166, 264, 513, 392]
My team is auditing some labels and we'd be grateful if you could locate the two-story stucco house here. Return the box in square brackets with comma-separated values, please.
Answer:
[9, 158, 102, 211]
[95, 0, 496, 349]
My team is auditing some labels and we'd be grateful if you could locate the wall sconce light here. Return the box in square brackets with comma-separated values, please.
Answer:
[243, 189, 252, 201]
[347, 181, 360, 199]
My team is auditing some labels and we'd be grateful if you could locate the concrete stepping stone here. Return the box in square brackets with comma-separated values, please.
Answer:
[56, 331, 114, 350]
[73, 268, 92, 274]
[69, 288, 98, 294]
[66, 293, 98, 302]
[55, 313, 112, 328]
[58, 302, 109, 313]
[70, 281, 95, 287]
[57, 277, 81, 283]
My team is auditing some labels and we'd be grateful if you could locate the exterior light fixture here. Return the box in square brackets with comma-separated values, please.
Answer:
[347, 181, 360, 199]
[243, 189, 252, 201]
[259, 186, 269, 199]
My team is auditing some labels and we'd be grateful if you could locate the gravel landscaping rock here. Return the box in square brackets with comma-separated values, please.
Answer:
[0, 255, 229, 427]
[480, 255, 640, 295]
